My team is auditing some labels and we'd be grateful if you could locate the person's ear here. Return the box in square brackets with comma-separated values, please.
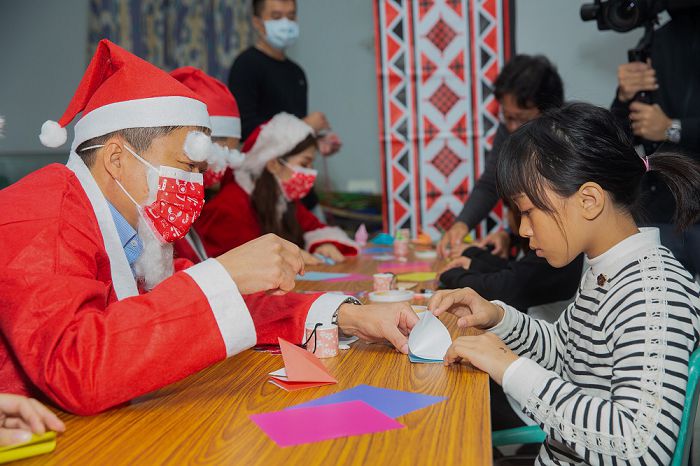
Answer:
[100, 137, 127, 182]
[265, 158, 283, 176]
[577, 182, 605, 221]
[252, 15, 266, 38]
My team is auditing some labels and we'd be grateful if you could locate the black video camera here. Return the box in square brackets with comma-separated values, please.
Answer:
[580, 0, 668, 32]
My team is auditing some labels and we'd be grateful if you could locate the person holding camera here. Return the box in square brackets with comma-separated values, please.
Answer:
[610, 9, 700, 275]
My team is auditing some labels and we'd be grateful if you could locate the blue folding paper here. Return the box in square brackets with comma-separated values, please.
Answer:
[288, 384, 445, 418]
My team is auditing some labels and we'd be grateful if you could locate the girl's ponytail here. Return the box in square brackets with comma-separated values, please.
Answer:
[648, 151, 700, 230]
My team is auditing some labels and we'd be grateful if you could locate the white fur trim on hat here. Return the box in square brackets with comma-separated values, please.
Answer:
[303, 226, 359, 254]
[240, 112, 313, 179]
[70, 96, 210, 151]
[210, 116, 241, 138]
[39, 120, 68, 148]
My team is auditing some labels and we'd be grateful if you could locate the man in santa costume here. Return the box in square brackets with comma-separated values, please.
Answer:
[0, 40, 419, 416]
[195, 113, 358, 264]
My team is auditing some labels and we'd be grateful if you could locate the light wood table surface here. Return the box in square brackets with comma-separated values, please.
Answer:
[17, 251, 491, 465]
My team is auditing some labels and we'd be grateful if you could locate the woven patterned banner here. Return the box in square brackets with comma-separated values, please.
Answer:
[373, 0, 513, 239]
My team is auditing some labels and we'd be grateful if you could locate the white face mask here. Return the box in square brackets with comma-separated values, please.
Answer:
[264, 18, 299, 50]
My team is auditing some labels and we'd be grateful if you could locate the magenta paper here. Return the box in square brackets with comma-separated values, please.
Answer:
[250, 400, 403, 447]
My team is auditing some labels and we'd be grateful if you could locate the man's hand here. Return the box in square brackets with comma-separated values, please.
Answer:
[318, 132, 342, 156]
[428, 288, 504, 329]
[473, 230, 510, 259]
[617, 61, 658, 102]
[629, 102, 672, 141]
[337, 302, 420, 354]
[0, 395, 65, 447]
[438, 256, 472, 275]
[437, 221, 469, 258]
[303, 111, 330, 132]
[444, 333, 518, 385]
[313, 244, 346, 263]
[216, 234, 304, 295]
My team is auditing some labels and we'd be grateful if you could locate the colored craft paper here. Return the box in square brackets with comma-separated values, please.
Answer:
[361, 247, 393, 254]
[290, 385, 445, 418]
[408, 312, 452, 363]
[377, 262, 432, 273]
[296, 272, 351, 281]
[325, 273, 371, 283]
[396, 272, 437, 282]
[0, 432, 56, 464]
[373, 254, 396, 261]
[268, 338, 337, 391]
[250, 401, 403, 447]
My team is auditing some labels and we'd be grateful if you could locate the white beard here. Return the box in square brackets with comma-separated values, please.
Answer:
[133, 169, 175, 291]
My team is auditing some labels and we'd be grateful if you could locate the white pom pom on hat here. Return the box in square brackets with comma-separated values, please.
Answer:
[183, 131, 212, 162]
[39, 120, 68, 148]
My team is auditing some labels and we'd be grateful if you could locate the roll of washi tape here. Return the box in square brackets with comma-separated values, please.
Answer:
[305, 324, 339, 358]
[373, 272, 396, 292]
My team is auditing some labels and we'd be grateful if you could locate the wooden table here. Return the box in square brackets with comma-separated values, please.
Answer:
[17, 252, 491, 465]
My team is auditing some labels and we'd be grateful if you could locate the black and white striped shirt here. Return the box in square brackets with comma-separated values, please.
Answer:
[491, 228, 700, 465]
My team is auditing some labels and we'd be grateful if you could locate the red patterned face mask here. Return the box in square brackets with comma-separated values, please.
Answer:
[114, 145, 205, 243]
[277, 161, 317, 201]
[141, 166, 205, 242]
[203, 168, 225, 189]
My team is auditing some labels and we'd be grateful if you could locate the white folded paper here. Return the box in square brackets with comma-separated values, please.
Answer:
[408, 312, 452, 361]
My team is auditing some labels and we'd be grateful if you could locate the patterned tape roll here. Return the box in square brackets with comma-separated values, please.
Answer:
[373, 272, 396, 292]
[305, 324, 339, 358]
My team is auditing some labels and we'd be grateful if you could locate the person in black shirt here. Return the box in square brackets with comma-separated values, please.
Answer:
[229, 0, 341, 211]
[437, 54, 564, 259]
[610, 9, 700, 275]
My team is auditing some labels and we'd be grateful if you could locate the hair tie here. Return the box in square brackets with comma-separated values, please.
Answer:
[642, 156, 650, 172]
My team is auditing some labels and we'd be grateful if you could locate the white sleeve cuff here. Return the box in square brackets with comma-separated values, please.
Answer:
[488, 300, 521, 339]
[184, 258, 256, 357]
[502, 357, 550, 407]
[302, 293, 349, 343]
[303, 226, 358, 252]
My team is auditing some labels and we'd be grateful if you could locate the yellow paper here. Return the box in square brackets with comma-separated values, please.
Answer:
[396, 272, 437, 282]
[0, 432, 56, 464]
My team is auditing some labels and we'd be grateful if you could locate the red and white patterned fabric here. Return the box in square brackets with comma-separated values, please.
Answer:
[143, 169, 205, 243]
[373, 0, 513, 240]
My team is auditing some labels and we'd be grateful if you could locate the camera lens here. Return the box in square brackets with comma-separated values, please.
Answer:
[607, 0, 642, 31]
[580, 3, 601, 21]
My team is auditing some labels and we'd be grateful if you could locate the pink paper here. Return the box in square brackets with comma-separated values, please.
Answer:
[324, 273, 371, 283]
[250, 400, 403, 447]
[377, 262, 432, 273]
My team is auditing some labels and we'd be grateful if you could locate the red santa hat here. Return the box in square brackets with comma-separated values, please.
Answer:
[169, 66, 241, 139]
[239, 112, 313, 177]
[39, 39, 211, 153]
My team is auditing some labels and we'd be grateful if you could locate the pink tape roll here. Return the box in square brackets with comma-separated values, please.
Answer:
[373, 272, 396, 292]
[305, 324, 339, 358]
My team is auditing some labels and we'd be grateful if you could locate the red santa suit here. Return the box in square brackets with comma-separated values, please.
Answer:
[195, 113, 359, 258]
[0, 40, 348, 416]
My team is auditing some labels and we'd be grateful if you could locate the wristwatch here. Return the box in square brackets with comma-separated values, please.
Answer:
[332, 296, 362, 326]
[666, 119, 682, 144]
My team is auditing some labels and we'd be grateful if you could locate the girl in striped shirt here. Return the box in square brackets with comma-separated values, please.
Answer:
[430, 102, 700, 465]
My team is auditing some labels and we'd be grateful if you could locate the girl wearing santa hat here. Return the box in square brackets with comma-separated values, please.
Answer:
[195, 112, 358, 263]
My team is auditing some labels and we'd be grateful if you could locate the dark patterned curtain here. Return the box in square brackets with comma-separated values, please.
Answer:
[88, 0, 254, 81]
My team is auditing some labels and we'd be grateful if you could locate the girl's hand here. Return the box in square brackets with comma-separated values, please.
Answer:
[428, 288, 504, 329]
[437, 256, 471, 275]
[444, 333, 518, 385]
[0, 394, 65, 446]
[314, 244, 346, 263]
[301, 249, 322, 265]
